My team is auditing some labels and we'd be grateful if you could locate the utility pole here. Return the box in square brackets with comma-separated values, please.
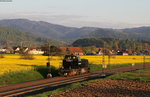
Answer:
[47, 43, 52, 78]
[142, 43, 145, 69]
[102, 42, 105, 67]
[132, 42, 135, 66]
[108, 51, 111, 65]
[101, 42, 107, 77]
[48, 43, 50, 63]
[102, 42, 107, 69]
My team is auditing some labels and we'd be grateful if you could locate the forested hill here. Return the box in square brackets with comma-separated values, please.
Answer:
[88, 28, 150, 41]
[72, 38, 150, 49]
[0, 27, 66, 46]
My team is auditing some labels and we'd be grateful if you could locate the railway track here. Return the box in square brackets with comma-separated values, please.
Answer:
[0, 64, 150, 97]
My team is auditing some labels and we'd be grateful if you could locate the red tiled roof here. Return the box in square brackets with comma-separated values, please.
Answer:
[28, 46, 40, 50]
[13, 47, 19, 50]
[59, 47, 84, 53]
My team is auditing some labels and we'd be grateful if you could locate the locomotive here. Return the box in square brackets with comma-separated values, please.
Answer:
[58, 54, 90, 76]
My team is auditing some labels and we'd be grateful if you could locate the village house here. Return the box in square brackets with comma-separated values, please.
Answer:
[96, 48, 104, 55]
[117, 51, 129, 56]
[59, 47, 85, 55]
[13, 46, 44, 55]
[28, 46, 44, 55]
[13, 47, 28, 54]
[96, 48, 113, 55]
[13, 47, 21, 54]
[0, 48, 7, 53]
[141, 49, 150, 55]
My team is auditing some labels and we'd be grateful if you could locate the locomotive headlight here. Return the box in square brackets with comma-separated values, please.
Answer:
[64, 73, 68, 76]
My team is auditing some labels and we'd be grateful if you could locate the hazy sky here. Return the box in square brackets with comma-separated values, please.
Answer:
[0, 0, 150, 28]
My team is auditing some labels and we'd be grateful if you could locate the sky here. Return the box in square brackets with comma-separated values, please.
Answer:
[0, 0, 150, 28]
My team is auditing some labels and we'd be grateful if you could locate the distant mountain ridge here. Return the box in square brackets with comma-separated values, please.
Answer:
[0, 19, 150, 42]
[123, 27, 150, 34]
[0, 19, 77, 39]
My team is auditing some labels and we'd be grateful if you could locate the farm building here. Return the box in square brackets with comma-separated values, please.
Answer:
[117, 51, 129, 56]
[0, 48, 7, 53]
[13, 46, 44, 55]
[28, 46, 44, 55]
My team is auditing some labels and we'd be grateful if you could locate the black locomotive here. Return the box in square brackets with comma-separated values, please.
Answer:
[58, 54, 90, 76]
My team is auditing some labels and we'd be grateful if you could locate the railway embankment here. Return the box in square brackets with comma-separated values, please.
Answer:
[0, 64, 149, 97]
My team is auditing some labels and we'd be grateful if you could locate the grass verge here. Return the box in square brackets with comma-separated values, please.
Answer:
[0, 70, 44, 85]
[106, 68, 150, 81]
[90, 63, 134, 72]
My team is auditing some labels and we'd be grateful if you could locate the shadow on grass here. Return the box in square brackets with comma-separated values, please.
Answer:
[17, 64, 59, 78]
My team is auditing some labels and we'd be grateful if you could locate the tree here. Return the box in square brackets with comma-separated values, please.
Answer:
[82, 46, 97, 54]
[0, 53, 4, 58]
[19, 47, 34, 60]
[113, 41, 119, 50]
[41, 44, 63, 56]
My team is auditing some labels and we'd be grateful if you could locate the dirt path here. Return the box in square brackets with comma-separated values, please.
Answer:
[52, 80, 150, 97]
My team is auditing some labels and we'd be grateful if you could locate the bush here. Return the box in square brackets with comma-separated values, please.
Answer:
[0, 54, 4, 58]
[19, 48, 34, 60]
[20, 54, 34, 60]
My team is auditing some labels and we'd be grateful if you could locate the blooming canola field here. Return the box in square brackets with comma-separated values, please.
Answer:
[0, 55, 150, 75]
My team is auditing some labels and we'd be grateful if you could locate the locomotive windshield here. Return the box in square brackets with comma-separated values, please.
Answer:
[64, 55, 79, 60]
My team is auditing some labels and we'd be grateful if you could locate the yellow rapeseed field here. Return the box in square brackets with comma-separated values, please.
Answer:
[0, 55, 150, 75]
[81, 55, 150, 65]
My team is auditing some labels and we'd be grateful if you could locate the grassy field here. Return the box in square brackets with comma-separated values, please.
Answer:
[27, 68, 150, 97]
